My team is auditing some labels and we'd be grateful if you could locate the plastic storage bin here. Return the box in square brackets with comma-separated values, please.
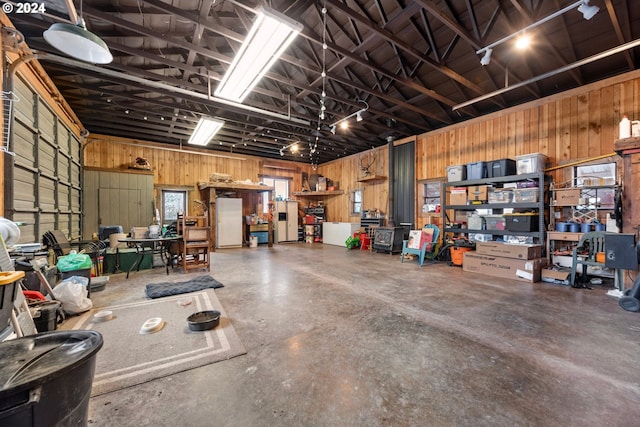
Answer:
[250, 231, 269, 244]
[466, 161, 487, 180]
[487, 159, 516, 177]
[482, 215, 506, 230]
[516, 153, 548, 174]
[467, 214, 485, 230]
[446, 165, 466, 182]
[514, 188, 539, 203]
[488, 189, 514, 204]
[504, 213, 539, 232]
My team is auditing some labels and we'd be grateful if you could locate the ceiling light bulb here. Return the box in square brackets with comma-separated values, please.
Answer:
[480, 48, 492, 66]
[578, 1, 599, 20]
[340, 121, 348, 129]
[515, 34, 531, 50]
[291, 143, 299, 152]
[356, 111, 363, 122]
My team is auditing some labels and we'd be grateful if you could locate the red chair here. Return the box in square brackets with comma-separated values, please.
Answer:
[360, 234, 371, 251]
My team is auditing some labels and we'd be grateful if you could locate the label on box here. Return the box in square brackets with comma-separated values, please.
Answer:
[462, 252, 543, 282]
[475, 241, 542, 260]
[468, 185, 488, 201]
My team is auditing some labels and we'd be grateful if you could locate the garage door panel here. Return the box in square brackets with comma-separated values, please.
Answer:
[58, 183, 70, 212]
[71, 187, 81, 212]
[57, 153, 70, 183]
[39, 139, 56, 176]
[38, 100, 55, 142]
[38, 176, 56, 211]
[12, 121, 36, 167]
[13, 166, 37, 210]
[57, 125, 69, 153]
[13, 78, 36, 128]
[13, 212, 37, 244]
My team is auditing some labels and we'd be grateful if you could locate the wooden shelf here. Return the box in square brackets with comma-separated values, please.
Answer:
[198, 181, 274, 192]
[357, 175, 387, 182]
[292, 190, 344, 196]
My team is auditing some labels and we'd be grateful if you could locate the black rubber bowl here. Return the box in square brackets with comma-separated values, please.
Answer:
[187, 310, 221, 331]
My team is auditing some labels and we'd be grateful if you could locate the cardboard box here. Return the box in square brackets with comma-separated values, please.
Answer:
[475, 241, 543, 260]
[130, 227, 148, 239]
[450, 188, 467, 205]
[468, 185, 489, 202]
[541, 268, 571, 286]
[553, 188, 581, 206]
[463, 252, 543, 282]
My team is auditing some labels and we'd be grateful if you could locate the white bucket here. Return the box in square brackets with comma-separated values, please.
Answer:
[249, 236, 258, 248]
[148, 224, 160, 238]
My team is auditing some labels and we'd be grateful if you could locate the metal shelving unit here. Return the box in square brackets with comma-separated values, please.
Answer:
[441, 172, 548, 246]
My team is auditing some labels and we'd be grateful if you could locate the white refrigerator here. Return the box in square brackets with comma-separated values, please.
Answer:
[216, 198, 242, 248]
[276, 200, 298, 242]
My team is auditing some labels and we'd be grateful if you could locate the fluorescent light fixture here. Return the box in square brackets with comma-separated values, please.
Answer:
[215, 6, 303, 102]
[43, 18, 112, 64]
[188, 117, 224, 146]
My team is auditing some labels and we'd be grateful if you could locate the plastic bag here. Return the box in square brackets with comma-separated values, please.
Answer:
[57, 252, 92, 272]
[53, 276, 92, 314]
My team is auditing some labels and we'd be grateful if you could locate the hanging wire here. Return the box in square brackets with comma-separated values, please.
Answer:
[312, 1, 329, 169]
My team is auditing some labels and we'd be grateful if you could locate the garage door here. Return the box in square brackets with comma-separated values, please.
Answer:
[7, 75, 82, 244]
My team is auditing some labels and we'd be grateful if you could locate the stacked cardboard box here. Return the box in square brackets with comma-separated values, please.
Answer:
[463, 241, 546, 282]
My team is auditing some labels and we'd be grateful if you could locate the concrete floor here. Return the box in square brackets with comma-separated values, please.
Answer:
[79, 243, 640, 427]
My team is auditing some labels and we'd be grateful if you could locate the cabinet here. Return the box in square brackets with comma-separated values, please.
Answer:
[441, 172, 548, 246]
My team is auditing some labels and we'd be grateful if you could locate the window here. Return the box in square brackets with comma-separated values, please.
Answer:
[262, 177, 290, 213]
[421, 180, 442, 213]
[162, 190, 187, 223]
[351, 189, 363, 215]
[575, 162, 616, 209]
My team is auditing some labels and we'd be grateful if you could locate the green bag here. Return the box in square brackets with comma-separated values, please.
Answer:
[56, 252, 92, 272]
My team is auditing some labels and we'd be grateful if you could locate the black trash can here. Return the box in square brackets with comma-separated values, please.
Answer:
[0, 330, 103, 427]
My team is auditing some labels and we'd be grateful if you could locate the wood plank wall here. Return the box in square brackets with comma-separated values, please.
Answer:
[82, 69, 640, 227]
[84, 135, 314, 217]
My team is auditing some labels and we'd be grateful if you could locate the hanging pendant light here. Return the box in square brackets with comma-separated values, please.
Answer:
[43, 0, 112, 65]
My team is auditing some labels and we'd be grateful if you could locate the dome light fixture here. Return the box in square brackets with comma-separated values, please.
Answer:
[44, 14, 112, 64]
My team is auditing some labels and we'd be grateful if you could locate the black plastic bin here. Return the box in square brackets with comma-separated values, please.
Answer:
[487, 159, 516, 177]
[0, 330, 103, 427]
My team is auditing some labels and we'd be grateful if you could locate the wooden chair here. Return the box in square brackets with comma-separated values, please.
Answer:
[177, 213, 210, 272]
[570, 231, 606, 287]
[401, 224, 440, 267]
